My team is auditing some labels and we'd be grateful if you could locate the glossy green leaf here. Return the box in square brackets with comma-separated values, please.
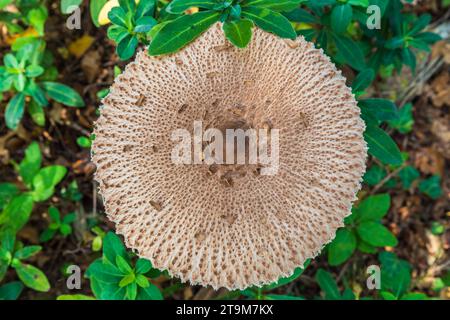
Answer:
[166, 0, 217, 14]
[242, 6, 296, 39]
[0, 194, 34, 232]
[331, 4, 352, 34]
[243, 0, 306, 12]
[223, 19, 253, 48]
[263, 260, 310, 290]
[117, 35, 139, 60]
[15, 262, 50, 292]
[57, 294, 96, 300]
[28, 100, 46, 127]
[0, 281, 23, 300]
[333, 34, 366, 70]
[328, 228, 356, 266]
[19, 142, 42, 186]
[364, 125, 403, 165]
[398, 166, 420, 189]
[357, 194, 390, 221]
[351, 69, 375, 93]
[90, 0, 109, 27]
[14, 246, 42, 260]
[136, 258, 152, 274]
[149, 11, 221, 56]
[41, 82, 84, 107]
[388, 102, 413, 134]
[5, 93, 25, 130]
[357, 222, 398, 247]
[103, 232, 128, 265]
[315, 269, 341, 300]
[418, 175, 442, 200]
[31, 165, 67, 202]
[0, 183, 19, 210]
[379, 251, 411, 298]
[136, 283, 163, 300]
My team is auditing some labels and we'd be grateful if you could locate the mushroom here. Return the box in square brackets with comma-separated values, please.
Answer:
[92, 24, 367, 290]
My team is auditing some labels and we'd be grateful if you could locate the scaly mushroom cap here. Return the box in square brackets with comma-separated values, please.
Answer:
[92, 23, 367, 290]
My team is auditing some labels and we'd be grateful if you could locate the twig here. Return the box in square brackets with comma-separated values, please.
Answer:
[370, 165, 406, 195]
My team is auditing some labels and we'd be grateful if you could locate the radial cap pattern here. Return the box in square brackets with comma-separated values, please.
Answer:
[92, 24, 367, 290]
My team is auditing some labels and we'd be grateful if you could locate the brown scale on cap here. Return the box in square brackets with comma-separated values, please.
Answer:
[92, 23, 367, 290]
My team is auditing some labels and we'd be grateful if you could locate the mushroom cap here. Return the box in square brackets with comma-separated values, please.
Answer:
[92, 23, 367, 290]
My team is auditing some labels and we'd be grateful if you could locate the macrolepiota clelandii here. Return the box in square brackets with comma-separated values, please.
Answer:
[92, 24, 367, 290]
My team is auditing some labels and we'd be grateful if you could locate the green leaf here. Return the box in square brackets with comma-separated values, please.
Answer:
[116, 255, 133, 274]
[103, 232, 128, 265]
[135, 0, 157, 19]
[28, 100, 46, 127]
[357, 240, 377, 254]
[359, 98, 399, 122]
[243, 0, 306, 12]
[108, 6, 128, 28]
[119, 274, 135, 287]
[401, 47, 416, 73]
[27, 81, 49, 107]
[398, 166, 420, 189]
[332, 34, 366, 70]
[57, 294, 95, 300]
[348, 0, 369, 7]
[135, 258, 152, 274]
[136, 283, 163, 300]
[315, 269, 341, 300]
[331, 4, 352, 34]
[0, 194, 34, 232]
[363, 165, 386, 187]
[14, 245, 41, 260]
[41, 82, 84, 107]
[380, 291, 397, 300]
[61, 0, 82, 14]
[418, 175, 442, 200]
[149, 11, 221, 56]
[388, 102, 413, 134]
[31, 165, 67, 202]
[60, 224, 72, 236]
[0, 281, 23, 300]
[283, 8, 318, 23]
[135, 274, 149, 288]
[87, 259, 123, 283]
[0, 183, 19, 210]
[166, 0, 217, 14]
[351, 69, 375, 93]
[364, 125, 403, 165]
[134, 16, 157, 33]
[90, 0, 109, 27]
[25, 65, 44, 78]
[19, 142, 42, 186]
[328, 228, 356, 266]
[223, 19, 253, 48]
[126, 282, 138, 300]
[401, 292, 428, 300]
[117, 35, 139, 60]
[5, 93, 25, 130]
[263, 260, 310, 290]
[379, 251, 411, 297]
[408, 14, 431, 35]
[27, 7, 48, 36]
[414, 32, 441, 44]
[357, 221, 398, 247]
[39, 228, 56, 242]
[357, 194, 390, 221]
[15, 262, 50, 292]
[242, 6, 296, 39]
